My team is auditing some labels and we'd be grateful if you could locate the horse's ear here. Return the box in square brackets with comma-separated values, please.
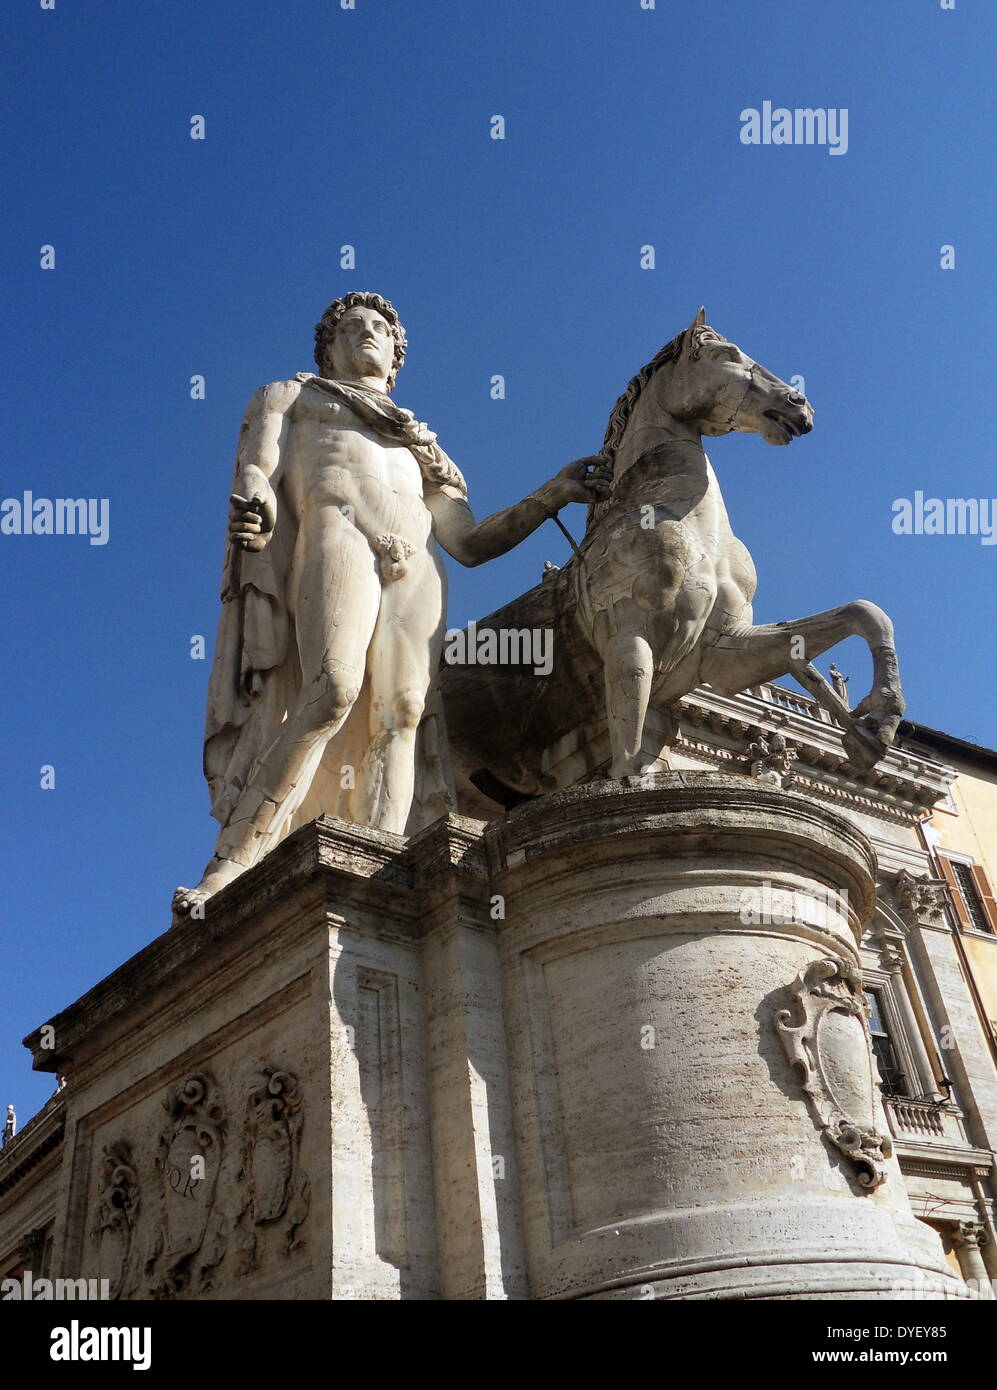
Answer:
[692, 306, 707, 328]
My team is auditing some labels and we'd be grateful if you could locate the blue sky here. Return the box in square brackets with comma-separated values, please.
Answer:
[2, 0, 994, 1119]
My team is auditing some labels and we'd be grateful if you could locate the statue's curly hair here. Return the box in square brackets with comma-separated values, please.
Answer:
[313, 291, 408, 390]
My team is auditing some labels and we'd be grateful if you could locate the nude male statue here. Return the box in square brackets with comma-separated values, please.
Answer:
[173, 292, 610, 914]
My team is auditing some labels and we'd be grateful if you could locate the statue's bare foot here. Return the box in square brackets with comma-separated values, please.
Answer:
[172, 885, 207, 919]
[172, 856, 244, 918]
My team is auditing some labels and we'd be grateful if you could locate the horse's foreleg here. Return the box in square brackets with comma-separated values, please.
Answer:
[698, 600, 905, 773]
[604, 631, 656, 777]
[804, 601, 906, 760]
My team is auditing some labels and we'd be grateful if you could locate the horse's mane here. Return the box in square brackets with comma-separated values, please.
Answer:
[584, 327, 689, 534]
[600, 328, 688, 459]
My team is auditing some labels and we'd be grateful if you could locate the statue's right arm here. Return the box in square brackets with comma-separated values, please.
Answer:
[229, 379, 302, 552]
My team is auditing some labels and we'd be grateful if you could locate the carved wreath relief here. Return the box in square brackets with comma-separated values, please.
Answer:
[776, 958, 893, 1191]
[89, 1064, 310, 1299]
[147, 1073, 227, 1297]
[234, 1065, 310, 1275]
[90, 1140, 140, 1299]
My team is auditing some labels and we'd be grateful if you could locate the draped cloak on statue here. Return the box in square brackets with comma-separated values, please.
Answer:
[202, 373, 466, 845]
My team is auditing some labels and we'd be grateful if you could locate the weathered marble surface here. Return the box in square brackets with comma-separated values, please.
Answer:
[176, 302, 908, 912]
[441, 309, 905, 816]
[174, 291, 609, 915]
[12, 777, 968, 1300]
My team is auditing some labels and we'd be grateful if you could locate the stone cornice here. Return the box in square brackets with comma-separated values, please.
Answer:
[488, 771, 878, 934]
[21, 812, 493, 1077]
[675, 682, 955, 825]
[897, 1146, 994, 1179]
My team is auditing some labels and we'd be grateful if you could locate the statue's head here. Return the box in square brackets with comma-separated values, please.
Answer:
[314, 291, 408, 390]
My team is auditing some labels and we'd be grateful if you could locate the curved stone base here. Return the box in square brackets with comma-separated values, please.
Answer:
[489, 773, 974, 1300]
[564, 1201, 970, 1299]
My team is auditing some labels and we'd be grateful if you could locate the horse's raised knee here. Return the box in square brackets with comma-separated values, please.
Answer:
[847, 599, 891, 638]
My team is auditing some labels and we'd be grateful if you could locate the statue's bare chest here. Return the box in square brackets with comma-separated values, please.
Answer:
[279, 391, 422, 517]
[287, 391, 423, 494]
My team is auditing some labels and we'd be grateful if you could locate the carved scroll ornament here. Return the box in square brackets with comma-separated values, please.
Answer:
[776, 958, 893, 1191]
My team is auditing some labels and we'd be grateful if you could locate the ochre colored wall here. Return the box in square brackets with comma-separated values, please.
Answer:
[920, 1222, 965, 1278]
[921, 1222, 965, 1278]
[927, 756, 997, 1026]
[961, 934, 997, 1027]
[931, 758, 997, 887]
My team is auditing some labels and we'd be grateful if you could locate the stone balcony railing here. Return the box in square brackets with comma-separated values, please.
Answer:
[746, 682, 837, 725]
[884, 1095, 967, 1147]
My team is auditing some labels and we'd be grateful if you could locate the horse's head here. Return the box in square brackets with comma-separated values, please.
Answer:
[654, 308, 813, 447]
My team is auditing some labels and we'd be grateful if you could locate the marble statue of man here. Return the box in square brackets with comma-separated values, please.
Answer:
[174, 292, 610, 914]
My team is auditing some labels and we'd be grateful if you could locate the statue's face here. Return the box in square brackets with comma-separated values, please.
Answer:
[328, 306, 395, 382]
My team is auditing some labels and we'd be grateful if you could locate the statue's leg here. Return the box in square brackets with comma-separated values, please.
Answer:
[603, 629, 656, 778]
[601, 560, 716, 778]
[174, 528, 382, 914]
[354, 548, 446, 835]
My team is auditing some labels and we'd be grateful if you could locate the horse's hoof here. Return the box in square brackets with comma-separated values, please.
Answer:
[842, 723, 888, 774]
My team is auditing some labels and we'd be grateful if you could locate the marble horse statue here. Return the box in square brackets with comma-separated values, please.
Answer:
[440, 309, 905, 812]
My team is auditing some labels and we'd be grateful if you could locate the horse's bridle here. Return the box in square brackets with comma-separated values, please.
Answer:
[723, 361, 807, 434]
[724, 361, 760, 433]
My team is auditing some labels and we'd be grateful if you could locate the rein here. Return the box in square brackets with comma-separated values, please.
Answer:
[552, 513, 583, 558]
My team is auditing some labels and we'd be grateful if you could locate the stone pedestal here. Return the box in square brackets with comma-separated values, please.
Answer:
[490, 775, 963, 1299]
[13, 775, 969, 1299]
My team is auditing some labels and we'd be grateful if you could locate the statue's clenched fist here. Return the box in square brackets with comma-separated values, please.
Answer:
[229, 491, 276, 551]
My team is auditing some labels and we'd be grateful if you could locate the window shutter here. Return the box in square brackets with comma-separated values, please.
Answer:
[938, 855, 972, 931]
[969, 864, 997, 934]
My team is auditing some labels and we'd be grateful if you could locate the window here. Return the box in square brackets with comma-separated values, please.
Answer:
[865, 989, 908, 1097]
[938, 855, 997, 935]
[951, 862, 993, 934]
